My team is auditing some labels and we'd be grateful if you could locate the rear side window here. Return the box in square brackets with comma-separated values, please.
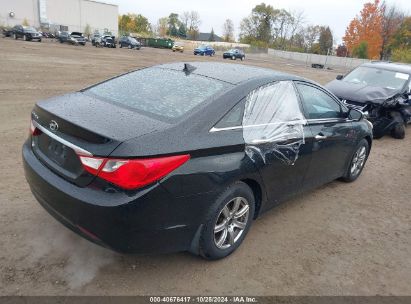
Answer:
[85, 68, 231, 121]
[215, 101, 244, 128]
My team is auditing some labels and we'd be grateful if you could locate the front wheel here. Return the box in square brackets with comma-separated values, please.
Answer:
[13, 33, 17, 40]
[199, 182, 255, 260]
[391, 123, 405, 139]
[232, 55, 236, 60]
[341, 139, 369, 182]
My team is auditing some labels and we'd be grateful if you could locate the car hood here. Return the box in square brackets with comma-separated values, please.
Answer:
[325, 79, 401, 104]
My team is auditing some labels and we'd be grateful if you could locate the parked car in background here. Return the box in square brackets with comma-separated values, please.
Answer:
[2, 27, 13, 37]
[11, 25, 42, 42]
[223, 49, 245, 60]
[24, 62, 372, 260]
[119, 36, 141, 49]
[59, 32, 86, 45]
[172, 42, 184, 53]
[326, 62, 411, 139]
[194, 45, 215, 56]
[91, 33, 101, 46]
[102, 35, 116, 48]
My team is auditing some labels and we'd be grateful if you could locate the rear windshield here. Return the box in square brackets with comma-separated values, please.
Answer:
[85, 68, 231, 121]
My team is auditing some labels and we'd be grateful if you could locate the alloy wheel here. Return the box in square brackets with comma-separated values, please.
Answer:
[214, 197, 250, 250]
[350, 145, 366, 176]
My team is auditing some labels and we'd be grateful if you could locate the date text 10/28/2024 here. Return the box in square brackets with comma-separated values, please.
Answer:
[149, 297, 258, 303]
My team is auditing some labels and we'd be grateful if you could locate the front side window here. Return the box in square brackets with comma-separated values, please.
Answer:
[296, 84, 342, 120]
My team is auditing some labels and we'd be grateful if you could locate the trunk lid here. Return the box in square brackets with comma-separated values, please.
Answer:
[31, 92, 168, 186]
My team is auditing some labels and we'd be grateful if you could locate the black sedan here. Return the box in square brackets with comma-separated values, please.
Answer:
[119, 36, 141, 49]
[23, 62, 372, 260]
[223, 49, 245, 60]
[11, 25, 42, 42]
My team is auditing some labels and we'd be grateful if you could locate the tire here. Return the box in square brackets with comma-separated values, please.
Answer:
[232, 55, 236, 60]
[390, 112, 405, 139]
[13, 33, 17, 40]
[38, 39, 41, 43]
[119, 43, 122, 48]
[199, 182, 255, 260]
[341, 139, 370, 182]
[391, 123, 405, 139]
[128, 45, 131, 49]
[241, 56, 245, 61]
[23, 34, 27, 41]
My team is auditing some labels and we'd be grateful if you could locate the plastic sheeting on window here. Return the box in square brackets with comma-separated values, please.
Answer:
[242, 81, 307, 165]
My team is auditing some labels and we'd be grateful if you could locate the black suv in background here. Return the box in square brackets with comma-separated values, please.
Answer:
[223, 49, 245, 60]
[11, 25, 42, 42]
[59, 32, 86, 45]
[119, 36, 141, 49]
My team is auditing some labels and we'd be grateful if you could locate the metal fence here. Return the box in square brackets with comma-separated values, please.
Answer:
[267, 49, 370, 70]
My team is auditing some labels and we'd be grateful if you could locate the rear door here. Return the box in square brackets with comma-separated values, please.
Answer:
[295, 82, 354, 189]
[242, 81, 313, 207]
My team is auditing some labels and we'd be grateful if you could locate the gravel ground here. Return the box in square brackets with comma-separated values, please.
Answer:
[0, 38, 410, 296]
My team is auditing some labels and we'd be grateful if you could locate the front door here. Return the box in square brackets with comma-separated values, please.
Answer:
[295, 82, 354, 190]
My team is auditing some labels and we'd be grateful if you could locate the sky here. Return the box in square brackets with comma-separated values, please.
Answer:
[110, 0, 410, 44]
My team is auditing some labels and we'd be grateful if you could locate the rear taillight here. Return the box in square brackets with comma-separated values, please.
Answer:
[78, 154, 190, 190]
[30, 119, 42, 136]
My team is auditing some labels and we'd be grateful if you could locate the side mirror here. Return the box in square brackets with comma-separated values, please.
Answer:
[348, 108, 363, 121]
[336, 75, 344, 80]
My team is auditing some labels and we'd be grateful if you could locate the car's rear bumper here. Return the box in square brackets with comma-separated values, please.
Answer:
[22, 140, 201, 254]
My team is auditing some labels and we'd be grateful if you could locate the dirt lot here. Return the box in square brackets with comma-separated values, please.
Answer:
[0, 38, 410, 296]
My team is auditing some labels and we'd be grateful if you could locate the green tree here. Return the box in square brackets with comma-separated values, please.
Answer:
[240, 3, 279, 45]
[318, 26, 333, 55]
[222, 19, 234, 42]
[178, 24, 187, 39]
[156, 17, 168, 37]
[391, 47, 411, 63]
[353, 41, 369, 58]
[135, 14, 151, 34]
[209, 28, 215, 41]
[388, 16, 411, 50]
[118, 13, 151, 35]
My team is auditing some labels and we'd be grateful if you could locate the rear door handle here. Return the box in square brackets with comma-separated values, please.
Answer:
[315, 133, 327, 140]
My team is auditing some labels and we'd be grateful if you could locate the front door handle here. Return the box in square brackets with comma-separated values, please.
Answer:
[315, 133, 327, 140]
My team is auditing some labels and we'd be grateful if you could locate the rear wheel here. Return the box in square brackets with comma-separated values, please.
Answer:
[199, 182, 255, 260]
[13, 33, 17, 40]
[232, 55, 236, 60]
[23, 34, 27, 41]
[341, 139, 369, 182]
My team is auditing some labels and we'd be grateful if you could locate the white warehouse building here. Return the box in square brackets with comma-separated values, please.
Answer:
[0, 0, 118, 36]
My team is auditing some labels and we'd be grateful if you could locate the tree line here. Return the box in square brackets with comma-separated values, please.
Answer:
[343, 0, 410, 62]
[117, 1, 410, 62]
[118, 12, 235, 42]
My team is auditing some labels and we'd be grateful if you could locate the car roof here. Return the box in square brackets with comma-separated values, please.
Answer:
[362, 61, 411, 74]
[155, 62, 301, 85]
